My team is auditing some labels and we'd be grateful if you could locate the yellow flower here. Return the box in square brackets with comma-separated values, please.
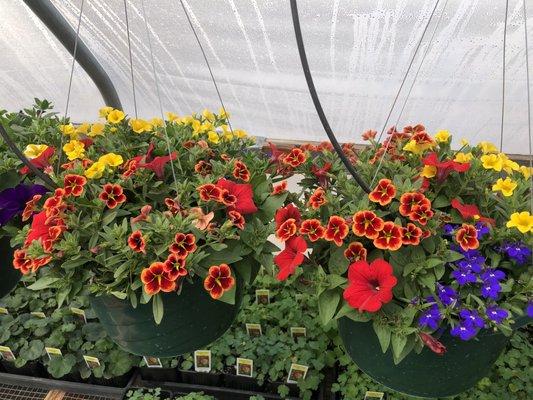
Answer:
[506, 211, 533, 233]
[454, 152, 473, 163]
[89, 123, 105, 137]
[207, 131, 219, 144]
[478, 141, 498, 154]
[403, 140, 427, 155]
[60, 124, 76, 137]
[150, 117, 164, 127]
[76, 122, 90, 134]
[480, 154, 503, 171]
[166, 112, 179, 122]
[218, 107, 229, 119]
[107, 109, 125, 124]
[130, 119, 152, 134]
[63, 140, 85, 161]
[492, 177, 517, 197]
[181, 115, 195, 125]
[497, 153, 520, 174]
[460, 138, 469, 147]
[23, 144, 48, 159]
[202, 109, 215, 122]
[519, 166, 532, 179]
[98, 153, 123, 167]
[420, 165, 437, 178]
[84, 161, 106, 179]
[99, 106, 113, 118]
[434, 130, 451, 143]
[234, 129, 247, 138]
[220, 125, 233, 141]
[110, 127, 118, 133]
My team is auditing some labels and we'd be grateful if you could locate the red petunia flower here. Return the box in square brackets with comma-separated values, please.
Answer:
[276, 218, 298, 241]
[419, 332, 446, 355]
[220, 189, 237, 206]
[169, 233, 197, 258]
[22, 194, 42, 222]
[308, 188, 327, 210]
[228, 210, 245, 230]
[343, 259, 397, 312]
[283, 148, 306, 167]
[99, 183, 126, 209]
[401, 223, 423, 245]
[352, 211, 385, 239]
[267, 141, 285, 164]
[20, 147, 55, 175]
[63, 174, 87, 197]
[275, 204, 301, 230]
[299, 219, 325, 242]
[373, 221, 403, 251]
[344, 242, 367, 262]
[271, 181, 287, 195]
[368, 179, 396, 206]
[138, 152, 177, 179]
[128, 230, 146, 253]
[163, 253, 187, 280]
[324, 215, 349, 246]
[24, 211, 66, 252]
[203, 264, 235, 299]
[141, 262, 177, 295]
[215, 179, 258, 215]
[455, 224, 479, 251]
[450, 198, 495, 225]
[198, 183, 223, 202]
[422, 152, 470, 183]
[409, 204, 434, 225]
[194, 160, 212, 176]
[399, 192, 431, 217]
[311, 162, 332, 187]
[233, 161, 250, 182]
[274, 235, 307, 281]
[132, 205, 152, 224]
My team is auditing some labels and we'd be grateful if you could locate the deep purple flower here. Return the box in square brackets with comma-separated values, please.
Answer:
[486, 305, 508, 324]
[481, 269, 506, 282]
[481, 280, 501, 299]
[475, 222, 490, 239]
[450, 322, 477, 341]
[443, 224, 456, 236]
[0, 183, 48, 226]
[527, 302, 533, 318]
[502, 242, 532, 265]
[418, 305, 442, 330]
[459, 309, 485, 328]
[457, 259, 483, 274]
[437, 284, 458, 307]
[451, 267, 477, 286]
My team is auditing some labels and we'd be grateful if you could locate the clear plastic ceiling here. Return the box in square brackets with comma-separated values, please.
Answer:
[0, 0, 531, 155]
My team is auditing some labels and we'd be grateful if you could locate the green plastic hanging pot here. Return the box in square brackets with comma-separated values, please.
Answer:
[90, 275, 243, 358]
[0, 235, 21, 299]
[338, 315, 531, 398]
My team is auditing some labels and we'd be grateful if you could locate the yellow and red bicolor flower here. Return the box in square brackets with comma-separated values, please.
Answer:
[194, 160, 212, 176]
[22, 194, 42, 222]
[399, 192, 431, 217]
[276, 218, 298, 241]
[197, 183, 222, 202]
[203, 264, 235, 299]
[169, 233, 197, 258]
[141, 262, 177, 295]
[455, 224, 479, 251]
[344, 242, 367, 262]
[163, 253, 188, 280]
[228, 210, 245, 230]
[373, 221, 403, 251]
[283, 148, 306, 167]
[127, 230, 146, 253]
[409, 204, 434, 226]
[368, 179, 397, 206]
[401, 223, 423, 245]
[352, 210, 385, 239]
[308, 187, 327, 209]
[63, 174, 87, 197]
[98, 184, 126, 209]
[299, 219, 325, 242]
[271, 181, 288, 195]
[324, 215, 349, 246]
[233, 161, 250, 182]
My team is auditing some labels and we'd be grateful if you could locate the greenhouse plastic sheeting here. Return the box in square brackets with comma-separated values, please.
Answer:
[0, 0, 531, 154]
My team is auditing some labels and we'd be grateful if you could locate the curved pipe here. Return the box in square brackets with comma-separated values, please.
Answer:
[290, 0, 371, 193]
[23, 0, 122, 110]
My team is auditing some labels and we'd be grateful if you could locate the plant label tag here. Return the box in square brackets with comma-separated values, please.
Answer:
[194, 350, 211, 373]
[143, 356, 163, 368]
[70, 308, 87, 324]
[255, 289, 270, 305]
[83, 355, 101, 369]
[290, 327, 307, 340]
[0, 346, 16, 362]
[0, 307, 8, 315]
[287, 363, 309, 384]
[236, 357, 253, 377]
[364, 391, 385, 399]
[30, 311, 46, 319]
[45, 347, 62, 360]
[246, 323, 262, 337]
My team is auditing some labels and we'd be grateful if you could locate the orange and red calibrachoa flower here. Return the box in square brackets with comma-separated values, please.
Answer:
[220, 189, 237, 206]
[276, 218, 298, 241]
[401, 223, 423, 245]
[362, 129, 377, 141]
[163, 253, 187, 280]
[308, 187, 327, 209]
[233, 161, 250, 182]
[283, 148, 306, 167]
[13, 249, 32, 274]
[344, 241, 367, 262]
[455, 224, 479, 251]
[141, 262, 177, 295]
[128, 230, 146, 253]
[164, 198, 181, 215]
[132, 205, 152, 224]
[275, 204, 301, 230]
[274, 235, 307, 281]
[299, 219, 325, 242]
[373, 221, 403, 251]
[324, 215, 349, 246]
[198, 183, 222, 202]
[194, 160, 212, 176]
[352, 210, 384, 239]
[63, 174, 87, 197]
[203, 264, 235, 299]
[368, 179, 396, 206]
[409, 204, 434, 225]
[22, 194, 42, 221]
[399, 192, 431, 217]
[271, 181, 287, 195]
[228, 210, 245, 230]
[99, 184, 126, 209]
[169, 233, 197, 258]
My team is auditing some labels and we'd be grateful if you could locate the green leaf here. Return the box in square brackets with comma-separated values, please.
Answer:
[373, 321, 391, 353]
[218, 282, 237, 305]
[209, 242, 228, 251]
[152, 294, 164, 325]
[328, 245, 350, 275]
[258, 192, 288, 223]
[391, 333, 407, 361]
[111, 291, 127, 300]
[28, 277, 60, 290]
[318, 289, 341, 326]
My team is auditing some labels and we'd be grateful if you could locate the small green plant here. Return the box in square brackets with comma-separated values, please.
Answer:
[174, 393, 215, 400]
[125, 388, 163, 400]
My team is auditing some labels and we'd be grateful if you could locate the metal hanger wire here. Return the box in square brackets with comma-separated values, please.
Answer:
[123, 0, 138, 119]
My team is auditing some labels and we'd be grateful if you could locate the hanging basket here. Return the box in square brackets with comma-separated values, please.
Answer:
[338, 316, 531, 398]
[0, 236, 21, 299]
[90, 275, 243, 358]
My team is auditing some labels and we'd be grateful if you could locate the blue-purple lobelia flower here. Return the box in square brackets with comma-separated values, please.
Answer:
[418, 305, 442, 330]
[450, 321, 478, 340]
[451, 265, 477, 286]
[456, 259, 483, 274]
[475, 222, 490, 239]
[459, 309, 485, 329]
[0, 183, 48, 226]
[480, 280, 502, 299]
[443, 224, 457, 236]
[501, 242, 532, 266]
[436, 284, 458, 307]
[481, 269, 506, 282]
[486, 305, 509, 324]
[527, 302, 533, 318]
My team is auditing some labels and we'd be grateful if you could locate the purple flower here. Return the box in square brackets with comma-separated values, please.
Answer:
[486, 306, 508, 324]
[459, 309, 485, 328]
[437, 284, 458, 307]
[450, 322, 477, 341]
[443, 224, 457, 236]
[481, 280, 501, 299]
[527, 302, 533, 318]
[475, 222, 490, 239]
[418, 305, 442, 330]
[457, 259, 483, 274]
[481, 269, 506, 282]
[0, 184, 48, 226]
[501, 242, 532, 265]
[451, 267, 477, 286]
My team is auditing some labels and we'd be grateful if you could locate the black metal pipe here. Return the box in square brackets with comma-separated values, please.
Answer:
[23, 0, 122, 110]
[290, 0, 371, 193]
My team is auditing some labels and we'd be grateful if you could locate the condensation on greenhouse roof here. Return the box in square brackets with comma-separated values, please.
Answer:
[0, 0, 531, 155]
